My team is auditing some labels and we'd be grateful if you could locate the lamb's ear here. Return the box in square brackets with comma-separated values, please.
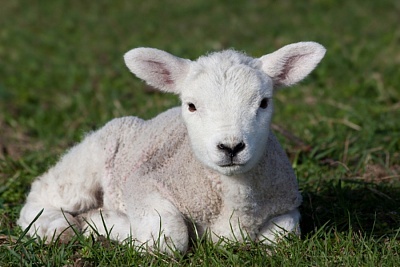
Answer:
[259, 42, 326, 88]
[124, 48, 190, 94]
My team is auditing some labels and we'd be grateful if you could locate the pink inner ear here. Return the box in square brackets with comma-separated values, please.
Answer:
[274, 53, 312, 87]
[275, 54, 303, 86]
[146, 60, 174, 85]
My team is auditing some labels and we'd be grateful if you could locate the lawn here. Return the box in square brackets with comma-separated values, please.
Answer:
[0, 0, 399, 266]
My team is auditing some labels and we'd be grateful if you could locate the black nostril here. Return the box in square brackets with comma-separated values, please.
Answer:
[233, 142, 245, 154]
[217, 144, 228, 151]
[217, 143, 233, 156]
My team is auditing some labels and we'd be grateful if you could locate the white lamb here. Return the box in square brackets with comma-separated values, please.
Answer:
[18, 42, 326, 253]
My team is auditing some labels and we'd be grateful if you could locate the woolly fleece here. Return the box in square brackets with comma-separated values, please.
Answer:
[18, 42, 326, 253]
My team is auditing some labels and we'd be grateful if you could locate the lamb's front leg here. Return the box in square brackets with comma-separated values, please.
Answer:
[257, 209, 300, 245]
[124, 193, 189, 254]
[81, 190, 190, 254]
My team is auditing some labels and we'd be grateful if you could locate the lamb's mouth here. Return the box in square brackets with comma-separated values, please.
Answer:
[216, 162, 248, 175]
[218, 163, 244, 167]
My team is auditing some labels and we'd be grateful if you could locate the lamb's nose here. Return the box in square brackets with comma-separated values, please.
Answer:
[217, 142, 246, 158]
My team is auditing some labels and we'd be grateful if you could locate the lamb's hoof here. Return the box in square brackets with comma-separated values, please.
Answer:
[43, 217, 80, 244]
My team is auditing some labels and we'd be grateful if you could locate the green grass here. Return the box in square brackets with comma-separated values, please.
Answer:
[1, 0, 399, 265]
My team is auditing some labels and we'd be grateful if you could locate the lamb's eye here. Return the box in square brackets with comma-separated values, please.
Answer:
[188, 103, 197, 112]
[259, 98, 269, 109]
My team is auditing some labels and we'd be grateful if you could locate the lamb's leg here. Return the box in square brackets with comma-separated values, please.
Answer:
[79, 194, 188, 254]
[127, 193, 189, 254]
[17, 129, 111, 243]
[257, 209, 300, 245]
[17, 167, 104, 242]
[79, 209, 132, 241]
[18, 202, 80, 243]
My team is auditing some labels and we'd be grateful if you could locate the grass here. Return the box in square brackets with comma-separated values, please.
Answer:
[0, 0, 399, 265]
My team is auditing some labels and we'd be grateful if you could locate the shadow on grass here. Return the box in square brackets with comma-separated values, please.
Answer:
[300, 178, 400, 238]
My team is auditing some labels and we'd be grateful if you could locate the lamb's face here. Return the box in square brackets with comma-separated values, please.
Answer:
[180, 56, 274, 176]
[124, 43, 326, 176]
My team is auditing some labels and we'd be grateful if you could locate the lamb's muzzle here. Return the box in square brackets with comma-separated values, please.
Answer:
[217, 141, 246, 159]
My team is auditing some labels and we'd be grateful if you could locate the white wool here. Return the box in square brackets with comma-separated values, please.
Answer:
[18, 42, 326, 253]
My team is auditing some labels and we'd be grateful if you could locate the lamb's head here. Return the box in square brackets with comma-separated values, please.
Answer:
[124, 42, 326, 176]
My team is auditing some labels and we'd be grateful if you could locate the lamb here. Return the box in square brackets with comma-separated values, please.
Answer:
[18, 42, 326, 253]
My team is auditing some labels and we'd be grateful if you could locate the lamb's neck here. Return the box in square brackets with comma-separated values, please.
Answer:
[214, 172, 262, 232]
[219, 172, 258, 208]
